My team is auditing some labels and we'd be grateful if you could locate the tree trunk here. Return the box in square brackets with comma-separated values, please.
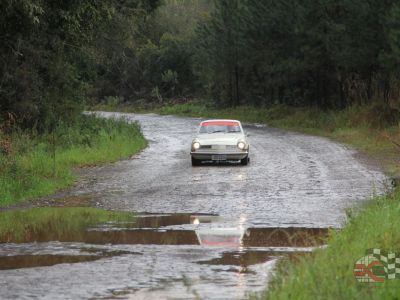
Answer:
[234, 64, 239, 107]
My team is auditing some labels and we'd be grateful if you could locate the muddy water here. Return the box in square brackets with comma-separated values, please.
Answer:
[0, 215, 326, 299]
[0, 113, 389, 299]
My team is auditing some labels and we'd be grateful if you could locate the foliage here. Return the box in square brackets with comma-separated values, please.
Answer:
[3, 0, 400, 122]
[91, 0, 212, 104]
[0, 0, 161, 130]
[195, 0, 400, 110]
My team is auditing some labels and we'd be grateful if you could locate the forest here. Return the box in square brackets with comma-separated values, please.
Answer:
[2, 0, 400, 130]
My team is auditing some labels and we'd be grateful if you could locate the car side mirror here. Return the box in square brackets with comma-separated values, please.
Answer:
[246, 133, 250, 137]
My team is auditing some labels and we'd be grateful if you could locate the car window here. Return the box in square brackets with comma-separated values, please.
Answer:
[199, 124, 242, 134]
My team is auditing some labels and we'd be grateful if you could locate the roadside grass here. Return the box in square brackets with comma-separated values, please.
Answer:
[154, 101, 399, 146]
[95, 100, 399, 174]
[0, 115, 147, 206]
[0, 207, 135, 243]
[258, 189, 400, 300]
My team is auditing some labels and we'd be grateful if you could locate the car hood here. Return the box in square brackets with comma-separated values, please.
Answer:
[194, 133, 245, 145]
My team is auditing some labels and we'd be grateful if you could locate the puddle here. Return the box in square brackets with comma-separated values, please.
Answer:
[197, 249, 313, 275]
[0, 248, 138, 270]
[0, 215, 330, 270]
[0, 214, 331, 247]
[94, 213, 219, 230]
[20, 214, 330, 248]
[198, 250, 279, 268]
[0, 213, 332, 298]
[243, 227, 330, 247]
[77, 229, 200, 245]
[0, 255, 101, 270]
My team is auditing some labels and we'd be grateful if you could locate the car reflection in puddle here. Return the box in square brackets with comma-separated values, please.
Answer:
[0, 213, 334, 299]
[192, 215, 247, 248]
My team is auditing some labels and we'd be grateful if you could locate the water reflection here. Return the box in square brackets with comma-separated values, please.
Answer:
[0, 213, 333, 300]
[191, 214, 247, 248]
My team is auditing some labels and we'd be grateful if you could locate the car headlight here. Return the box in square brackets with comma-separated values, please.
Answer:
[237, 141, 246, 150]
[192, 142, 200, 150]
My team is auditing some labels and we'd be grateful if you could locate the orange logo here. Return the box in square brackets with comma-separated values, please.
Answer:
[354, 256, 385, 283]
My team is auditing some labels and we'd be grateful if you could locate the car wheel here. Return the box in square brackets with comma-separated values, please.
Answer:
[191, 157, 201, 166]
[240, 156, 249, 166]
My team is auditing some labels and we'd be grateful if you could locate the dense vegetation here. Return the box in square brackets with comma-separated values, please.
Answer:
[196, 0, 400, 111]
[0, 0, 160, 129]
[2, 0, 400, 124]
[1, 1, 153, 204]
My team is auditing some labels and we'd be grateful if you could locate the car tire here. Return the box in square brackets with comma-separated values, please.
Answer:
[191, 157, 201, 166]
[240, 156, 249, 166]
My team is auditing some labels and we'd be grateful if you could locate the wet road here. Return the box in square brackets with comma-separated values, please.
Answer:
[0, 113, 389, 299]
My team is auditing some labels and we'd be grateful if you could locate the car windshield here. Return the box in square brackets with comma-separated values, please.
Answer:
[199, 122, 241, 134]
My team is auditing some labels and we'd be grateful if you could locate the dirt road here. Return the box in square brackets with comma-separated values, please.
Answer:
[0, 113, 388, 299]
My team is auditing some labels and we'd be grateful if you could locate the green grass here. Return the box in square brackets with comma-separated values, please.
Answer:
[0, 115, 147, 206]
[0, 207, 135, 243]
[259, 190, 400, 300]
[157, 101, 389, 139]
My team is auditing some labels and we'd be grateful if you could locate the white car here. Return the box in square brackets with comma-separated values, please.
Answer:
[190, 119, 250, 166]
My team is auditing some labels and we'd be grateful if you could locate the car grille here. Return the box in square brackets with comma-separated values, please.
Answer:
[212, 145, 226, 150]
[200, 145, 237, 150]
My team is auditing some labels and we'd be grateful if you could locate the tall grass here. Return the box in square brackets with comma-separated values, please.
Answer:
[0, 115, 147, 206]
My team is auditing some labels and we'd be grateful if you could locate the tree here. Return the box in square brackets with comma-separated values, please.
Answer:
[196, 0, 246, 107]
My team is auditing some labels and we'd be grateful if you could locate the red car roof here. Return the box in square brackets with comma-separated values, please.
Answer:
[201, 121, 240, 126]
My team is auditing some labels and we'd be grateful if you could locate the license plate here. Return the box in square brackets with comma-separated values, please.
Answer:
[212, 154, 227, 161]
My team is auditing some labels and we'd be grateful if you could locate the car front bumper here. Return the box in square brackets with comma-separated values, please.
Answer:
[190, 150, 249, 161]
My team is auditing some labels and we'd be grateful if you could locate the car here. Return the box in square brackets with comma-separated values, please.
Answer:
[190, 119, 250, 166]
